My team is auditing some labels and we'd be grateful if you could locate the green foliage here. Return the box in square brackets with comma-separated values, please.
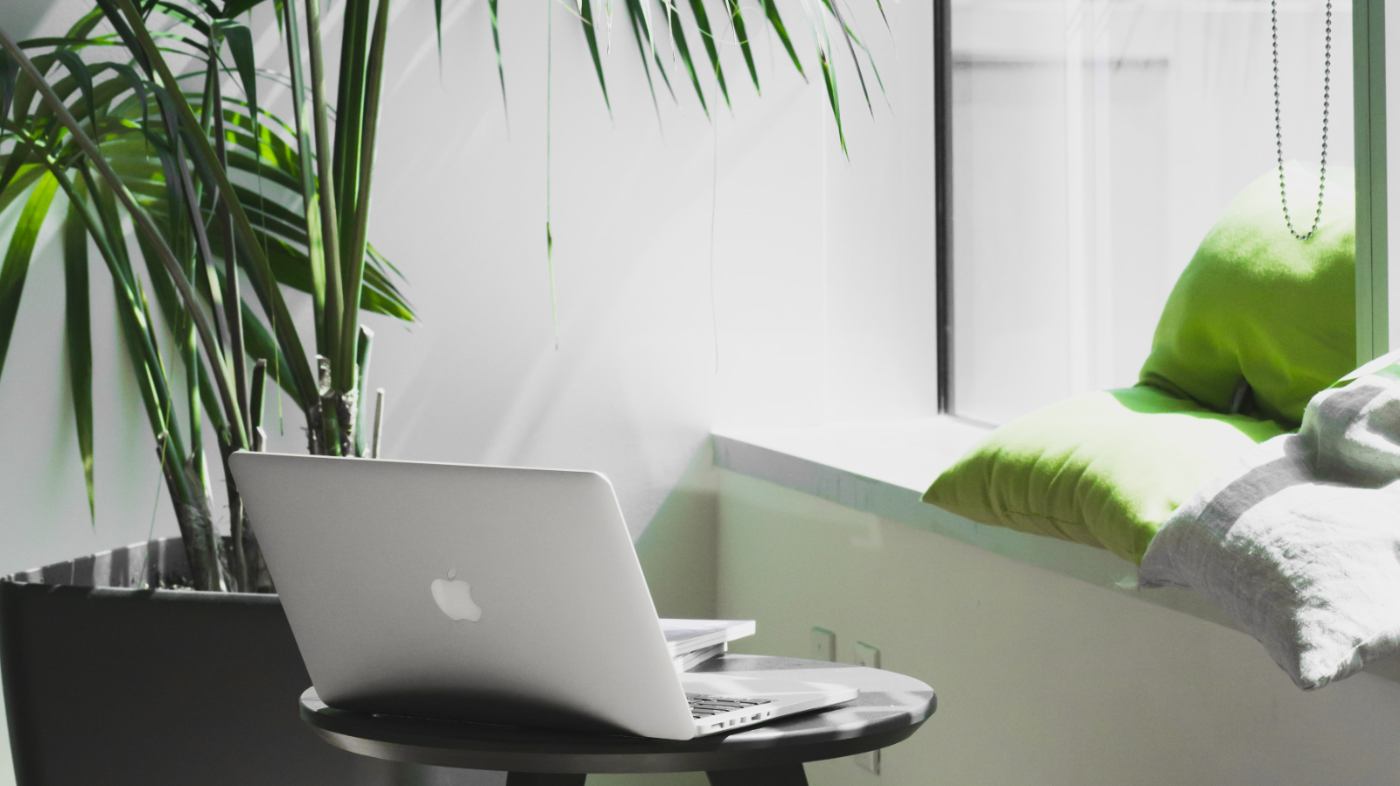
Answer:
[0, 0, 414, 590]
[553, 0, 876, 152]
[61, 202, 95, 523]
[579, 0, 612, 112]
[0, 0, 884, 591]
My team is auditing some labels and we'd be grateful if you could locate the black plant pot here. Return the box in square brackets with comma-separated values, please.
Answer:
[0, 537, 493, 786]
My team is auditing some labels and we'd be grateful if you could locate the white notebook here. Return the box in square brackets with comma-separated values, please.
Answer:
[660, 618, 756, 658]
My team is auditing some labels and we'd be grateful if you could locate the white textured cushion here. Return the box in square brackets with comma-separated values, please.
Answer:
[1140, 373, 1400, 689]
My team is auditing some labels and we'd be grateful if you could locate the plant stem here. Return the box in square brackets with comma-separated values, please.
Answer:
[303, 0, 344, 390]
[371, 388, 385, 459]
[333, 0, 372, 249]
[156, 434, 223, 591]
[212, 71, 250, 439]
[354, 325, 373, 456]
[338, 0, 390, 398]
[280, 0, 327, 351]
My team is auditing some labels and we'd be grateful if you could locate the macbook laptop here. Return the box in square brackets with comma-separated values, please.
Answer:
[228, 452, 856, 740]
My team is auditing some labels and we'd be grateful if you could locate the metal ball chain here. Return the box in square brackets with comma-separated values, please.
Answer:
[1271, 0, 1332, 242]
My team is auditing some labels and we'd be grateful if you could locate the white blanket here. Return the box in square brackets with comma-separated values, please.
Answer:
[1140, 362, 1400, 689]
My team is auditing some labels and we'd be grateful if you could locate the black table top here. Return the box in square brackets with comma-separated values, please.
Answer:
[298, 654, 937, 774]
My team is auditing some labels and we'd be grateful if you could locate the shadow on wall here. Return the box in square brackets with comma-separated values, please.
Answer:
[635, 442, 721, 621]
[578, 443, 720, 786]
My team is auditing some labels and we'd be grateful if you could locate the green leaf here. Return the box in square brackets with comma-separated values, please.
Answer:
[222, 147, 300, 192]
[724, 0, 759, 93]
[759, 0, 805, 81]
[11, 11, 103, 124]
[221, 23, 258, 126]
[110, 272, 175, 444]
[821, 0, 873, 116]
[62, 199, 95, 523]
[93, 61, 151, 144]
[109, 0, 318, 409]
[0, 134, 44, 206]
[0, 50, 17, 120]
[51, 48, 100, 137]
[2, 23, 252, 451]
[362, 264, 413, 320]
[662, 0, 708, 115]
[0, 173, 60, 379]
[148, 1, 216, 40]
[623, 0, 667, 118]
[433, 0, 444, 61]
[220, 0, 271, 18]
[93, 0, 152, 76]
[240, 300, 298, 400]
[204, 226, 415, 322]
[686, 0, 728, 106]
[47, 161, 197, 513]
[818, 47, 846, 156]
[488, 0, 507, 113]
[579, 0, 612, 113]
[363, 243, 413, 319]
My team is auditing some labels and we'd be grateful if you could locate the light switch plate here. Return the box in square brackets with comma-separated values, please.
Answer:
[811, 627, 836, 662]
[853, 640, 881, 670]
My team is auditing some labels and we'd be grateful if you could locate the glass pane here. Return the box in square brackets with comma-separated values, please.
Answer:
[950, 0, 1353, 424]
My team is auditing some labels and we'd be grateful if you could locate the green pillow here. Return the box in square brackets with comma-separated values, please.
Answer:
[1140, 163, 1356, 426]
[923, 386, 1286, 564]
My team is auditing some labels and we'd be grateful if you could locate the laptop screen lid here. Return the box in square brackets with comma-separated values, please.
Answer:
[229, 452, 697, 740]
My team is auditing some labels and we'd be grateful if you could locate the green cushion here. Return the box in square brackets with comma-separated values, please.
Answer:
[1139, 163, 1356, 426]
[922, 386, 1286, 564]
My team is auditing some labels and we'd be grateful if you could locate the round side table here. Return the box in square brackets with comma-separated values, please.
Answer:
[299, 654, 936, 785]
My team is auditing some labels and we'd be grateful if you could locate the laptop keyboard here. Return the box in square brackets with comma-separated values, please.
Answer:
[687, 694, 774, 719]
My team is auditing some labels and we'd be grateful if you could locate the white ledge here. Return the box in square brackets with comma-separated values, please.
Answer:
[710, 417, 1172, 597]
[710, 417, 1400, 684]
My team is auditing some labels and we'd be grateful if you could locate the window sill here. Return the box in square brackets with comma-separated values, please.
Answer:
[712, 416, 1186, 598]
[710, 417, 1400, 683]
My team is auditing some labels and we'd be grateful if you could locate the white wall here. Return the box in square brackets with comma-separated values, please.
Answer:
[0, 0, 934, 781]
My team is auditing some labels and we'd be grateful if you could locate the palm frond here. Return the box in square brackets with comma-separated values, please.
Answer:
[0, 173, 60, 379]
[579, 0, 612, 112]
[725, 0, 759, 93]
[686, 0, 729, 107]
[61, 200, 95, 523]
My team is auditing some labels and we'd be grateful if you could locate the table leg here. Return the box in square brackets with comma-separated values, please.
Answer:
[706, 764, 809, 786]
[504, 773, 587, 786]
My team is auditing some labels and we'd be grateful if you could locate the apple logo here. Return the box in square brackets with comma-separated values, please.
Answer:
[431, 568, 483, 622]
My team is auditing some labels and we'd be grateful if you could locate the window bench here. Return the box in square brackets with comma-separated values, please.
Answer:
[711, 417, 1400, 684]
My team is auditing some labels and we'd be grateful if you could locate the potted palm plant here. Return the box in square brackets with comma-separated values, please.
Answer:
[0, 0, 879, 783]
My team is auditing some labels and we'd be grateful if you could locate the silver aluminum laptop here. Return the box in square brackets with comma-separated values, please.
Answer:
[229, 452, 856, 740]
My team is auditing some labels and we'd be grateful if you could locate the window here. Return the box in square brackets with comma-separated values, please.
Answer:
[943, 0, 1355, 425]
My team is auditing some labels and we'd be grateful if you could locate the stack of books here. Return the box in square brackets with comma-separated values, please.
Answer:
[661, 619, 756, 672]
